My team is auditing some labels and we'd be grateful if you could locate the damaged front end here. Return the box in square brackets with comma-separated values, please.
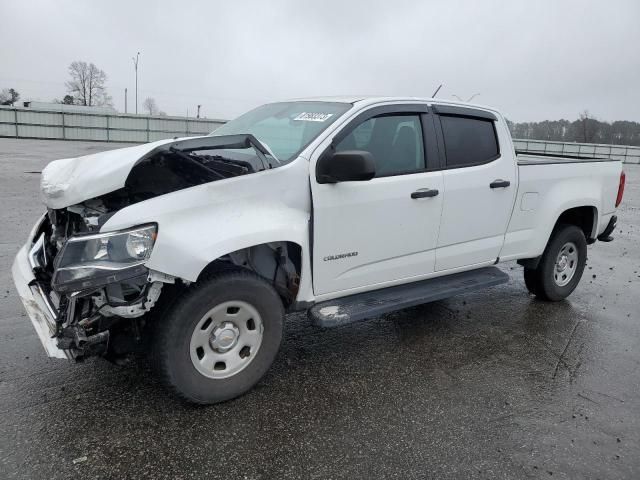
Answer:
[19, 212, 170, 361]
[15, 134, 273, 362]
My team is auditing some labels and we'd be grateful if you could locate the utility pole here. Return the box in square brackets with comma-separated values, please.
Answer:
[132, 52, 140, 114]
[124, 88, 128, 113]
[197, 105, 201, 119]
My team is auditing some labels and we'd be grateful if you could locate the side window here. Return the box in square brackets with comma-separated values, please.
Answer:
[440, 115, 499, 168]
[335, 114, 425, 177]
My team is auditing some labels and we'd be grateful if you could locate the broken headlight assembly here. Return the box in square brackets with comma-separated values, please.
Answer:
[52, 224, 157, 293]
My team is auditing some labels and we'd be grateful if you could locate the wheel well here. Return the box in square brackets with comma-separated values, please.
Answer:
[196, 242, 303, 307]
[555, 206, 597, 240]
[518, 206, 597, 270]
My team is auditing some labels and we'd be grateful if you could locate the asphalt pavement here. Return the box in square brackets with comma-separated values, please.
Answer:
[1, 138, 638, 479]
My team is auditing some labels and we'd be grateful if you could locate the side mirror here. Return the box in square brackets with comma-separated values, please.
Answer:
[316, 150, 376, 184]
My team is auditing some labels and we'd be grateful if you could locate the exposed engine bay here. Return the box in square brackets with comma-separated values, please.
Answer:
[30, 134, 299, 362]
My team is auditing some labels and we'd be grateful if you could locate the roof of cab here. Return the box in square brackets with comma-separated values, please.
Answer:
[286, 95, 500, 115]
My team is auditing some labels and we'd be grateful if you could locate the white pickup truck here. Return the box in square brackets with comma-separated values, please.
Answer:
[12, 97, 625, 404]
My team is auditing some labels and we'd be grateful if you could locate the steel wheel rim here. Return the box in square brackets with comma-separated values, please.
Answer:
[553, 241, 579, 287]
[189, 300, 264, 379]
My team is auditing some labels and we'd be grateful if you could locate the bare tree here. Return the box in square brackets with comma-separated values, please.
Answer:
[0, 88, 20, 106]
[142, 97, 159, 115]
[65, 61, 112, 106]
[578, 110, 597, 143]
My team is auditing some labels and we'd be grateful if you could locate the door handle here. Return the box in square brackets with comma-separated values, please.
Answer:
[490, 179, 511, 189]
[411, 189, 439, 199]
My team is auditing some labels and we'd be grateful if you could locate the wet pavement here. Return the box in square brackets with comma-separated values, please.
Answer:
[0, 138, 638, 479]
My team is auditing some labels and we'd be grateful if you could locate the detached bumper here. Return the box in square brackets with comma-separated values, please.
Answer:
[12, 244, 70, 359]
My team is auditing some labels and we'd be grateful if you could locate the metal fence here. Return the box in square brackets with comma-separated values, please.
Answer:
[0, 106, 225, 143]
[1, 106, 639, 165]
[513, 139, 640, 164]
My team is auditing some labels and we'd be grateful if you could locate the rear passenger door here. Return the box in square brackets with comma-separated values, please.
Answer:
[433, 105, 517, 271]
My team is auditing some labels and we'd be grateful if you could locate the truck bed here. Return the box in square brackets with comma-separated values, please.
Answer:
[516, 150, 617, 165]
[499, 152, 623, 262]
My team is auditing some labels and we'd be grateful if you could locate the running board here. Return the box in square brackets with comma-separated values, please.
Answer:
[309, 267, 509, 328]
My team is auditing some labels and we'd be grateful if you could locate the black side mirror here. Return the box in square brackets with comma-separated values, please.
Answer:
[316, 150, 376, 184]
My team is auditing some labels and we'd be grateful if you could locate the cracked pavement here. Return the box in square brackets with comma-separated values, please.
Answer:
[0, 139, 639, 479]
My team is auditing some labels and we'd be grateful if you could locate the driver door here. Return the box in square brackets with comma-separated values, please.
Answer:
[310, 105, 445, 297]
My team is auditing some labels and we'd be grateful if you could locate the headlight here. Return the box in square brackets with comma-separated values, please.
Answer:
[52, 224, 157, 293]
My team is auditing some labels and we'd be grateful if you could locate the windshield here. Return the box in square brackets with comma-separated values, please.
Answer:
[210, 101, 351, 163]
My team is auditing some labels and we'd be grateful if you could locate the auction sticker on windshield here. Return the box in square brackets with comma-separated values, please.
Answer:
[294, 112, 334, 122]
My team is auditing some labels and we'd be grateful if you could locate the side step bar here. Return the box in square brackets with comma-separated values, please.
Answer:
[309, 267, 509, 328]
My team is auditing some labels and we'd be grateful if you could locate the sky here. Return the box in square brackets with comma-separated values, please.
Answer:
[1, 0, 639, 123]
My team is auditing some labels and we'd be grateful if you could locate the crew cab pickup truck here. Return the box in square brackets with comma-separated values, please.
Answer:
[12, 97, 625, 404]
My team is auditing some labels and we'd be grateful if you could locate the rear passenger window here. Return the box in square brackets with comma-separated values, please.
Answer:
[440, 116, 499, 167]
[335, 115, 425, 177]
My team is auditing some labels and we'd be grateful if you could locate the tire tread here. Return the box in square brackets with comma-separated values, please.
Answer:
[522, 223, 587, 302]
[151, 267, 283, 404]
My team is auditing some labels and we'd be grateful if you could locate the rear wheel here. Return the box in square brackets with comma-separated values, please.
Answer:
[523, 224, 587, 301]
[153, 269, 284, 404]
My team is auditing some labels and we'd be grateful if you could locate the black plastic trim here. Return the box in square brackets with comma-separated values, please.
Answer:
[517, 257, 541, 269]
[431, 104, 498, 121]
[309, 266, 509, 327]
[516, 151, 618, 165]
[490, 179, 511, 188]
[330, 104, 429, 146]
[432, 114, 502, 170]
[597, 215, 617, 242]
[411, 189, 439, 199]
[431, 112, 447, 170]
[53, 266, 149, 294]
[422, 113, 442, 171]
[317, 104, 437, 181]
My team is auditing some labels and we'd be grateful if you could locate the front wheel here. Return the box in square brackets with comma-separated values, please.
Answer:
[523, 224, 587, 301]
[153, 269, 284, 404]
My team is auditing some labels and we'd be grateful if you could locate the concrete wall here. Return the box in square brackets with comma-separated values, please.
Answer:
[0, 106, 225, 143]
[513, 139, 640, 164]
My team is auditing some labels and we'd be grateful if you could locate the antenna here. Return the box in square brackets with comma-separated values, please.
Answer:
[431, 84, 443, 98]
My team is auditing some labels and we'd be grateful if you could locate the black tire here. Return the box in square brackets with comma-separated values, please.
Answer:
[152, 269, 284, 404]
[523, 267, 541, 296]
[523, 224, 587, 301]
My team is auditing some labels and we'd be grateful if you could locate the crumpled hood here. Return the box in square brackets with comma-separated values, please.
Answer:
[40, 137, 198, 209]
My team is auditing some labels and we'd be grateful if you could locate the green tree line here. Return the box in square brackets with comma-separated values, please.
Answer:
[506, 111, 640, 146]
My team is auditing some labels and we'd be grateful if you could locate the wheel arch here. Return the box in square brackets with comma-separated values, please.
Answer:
[517, 204, 597, 269]
[554, 205, 598, 242]
[196, 241, 305, 309]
